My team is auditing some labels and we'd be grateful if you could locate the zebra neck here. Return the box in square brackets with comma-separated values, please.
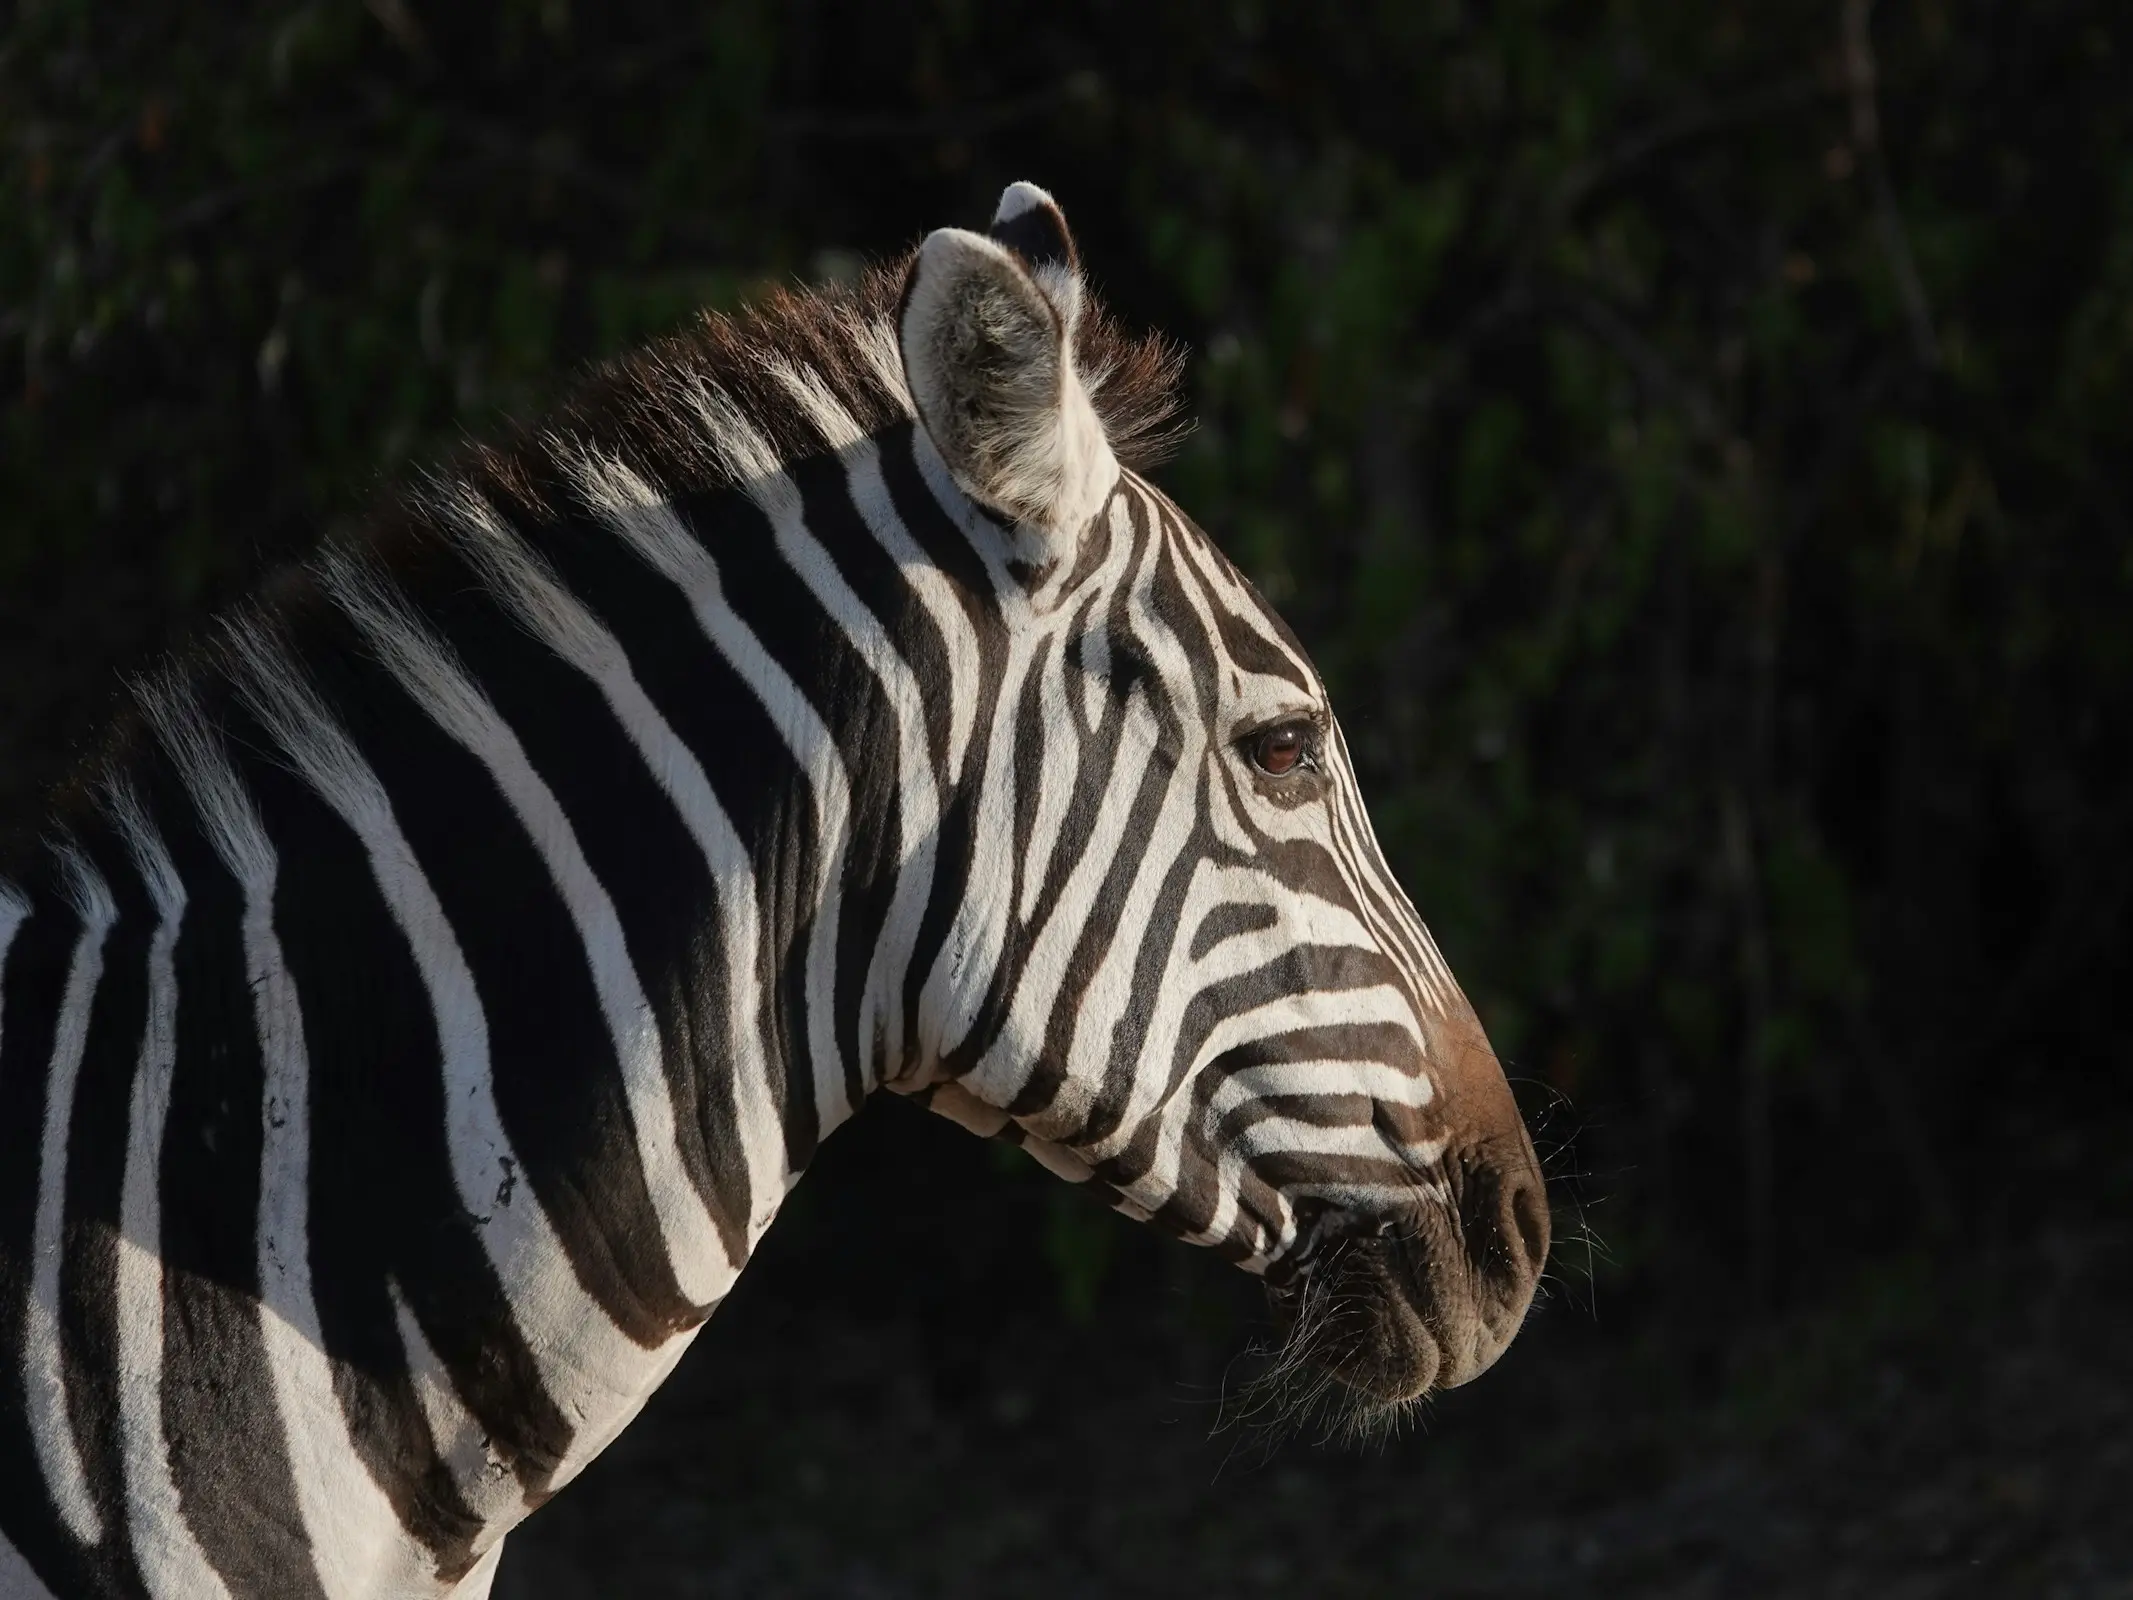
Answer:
[0, 414, 1035, 1590]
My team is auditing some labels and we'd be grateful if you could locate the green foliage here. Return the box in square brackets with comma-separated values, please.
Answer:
[3, 0, 2128, 1312]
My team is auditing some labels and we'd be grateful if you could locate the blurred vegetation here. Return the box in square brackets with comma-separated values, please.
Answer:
[3, 0, 2129, 1325]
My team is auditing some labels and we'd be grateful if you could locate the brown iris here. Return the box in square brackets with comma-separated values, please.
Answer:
[1251, 723, 1310, 776]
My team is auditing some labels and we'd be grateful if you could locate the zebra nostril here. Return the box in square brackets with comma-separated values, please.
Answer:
[1507, 1171, 1550, 1277]
[1455, 1151, 1550, 1300]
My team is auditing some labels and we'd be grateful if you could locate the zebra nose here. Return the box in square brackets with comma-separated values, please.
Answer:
[1477, 1144, 1549, 1282]
[1442, 1135, 1550, 1379]
[1490, 1158, 1551, 1292]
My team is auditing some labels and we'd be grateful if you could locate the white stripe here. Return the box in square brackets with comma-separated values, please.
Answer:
[0, 1529, 62, 1600]
[912, 421, 1053, 596]
[446, 1538, 506, 1600]
[539, 1322, 696, 1498]
[1208, 1057, 1438, 1117]
[443, 497, 787, 1245]
[1321, 726, 1454, 1007]
[921, 496, 1140, 1082]
[25, 848, 115, 1545]
[958, 689, 1156, 1112]
[1137, 986, 1438, 1247]
[147, 678, 435, 1596]
[1201, 749, 1258, 860]
[0, 901, 84, 1588]
[0, 882, 27, 1059]
[720, 380, 944, 1088]
[902, 432, 1072, 1078]
[984, 495, 1206, 1125]
[386, 1282, 519, 1541]
[321, 552, 735, 1307]
[572, 446, 855, 1140]
[1232, 1114, 1448, 1169]
[1168, 521, 1324, 724]
[1081, 862, 1390, 1175]
[758, 359, 986, 791]
[846, 439, 983, 782]
[1016, 498, 1139, 921]
[213, 627, 686, 1524]
[0, 880, 25, 952]
[1017, 625, 1085, 921]
[747, 433, 943, 1089]
[686, 392, 866, 1127]
[102, 788, 233, 1600]
[843, 438, 1002, 1081]
[1160, 496, 1318, 680]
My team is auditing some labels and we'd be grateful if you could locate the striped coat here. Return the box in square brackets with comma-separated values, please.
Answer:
[0, 184, 1547, 1598]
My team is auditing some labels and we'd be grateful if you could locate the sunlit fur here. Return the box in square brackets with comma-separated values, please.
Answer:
[0, 186, 1545, 1599]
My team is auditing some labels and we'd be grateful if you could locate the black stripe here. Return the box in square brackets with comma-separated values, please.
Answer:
[1161, 498, 1316, 694]
[1191, 1022, 1426, 1104]
[874, 426, 1018, 1066]
[1189, 901, 1279, 962]
[236, 742, 493, 1571]
[1090, 945, 1407, 1198]
[1006, 637, 1055, 927]
[1078, 817, 1208, 1147]
[1002, 511, 1192, 1118]
[819, 444, 964, 804]
[54, 818, 152, 1595]
[531, 492, 814, 1173]
[405, 530, 753, 1275]
[0, 873, 104, 1597]
[875, 424, 1006, 628]
[787, 450, 914, 1098]
[1002, 721, 1176, 1120]
[245, 700, 575, 1495]
[287, 600, 697, 1344]
[147, 718, 330, 1600]
[975, 506, 1162, 1047]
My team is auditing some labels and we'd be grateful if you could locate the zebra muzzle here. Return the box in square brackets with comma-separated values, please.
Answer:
[1266, 1143, 1549, 1404]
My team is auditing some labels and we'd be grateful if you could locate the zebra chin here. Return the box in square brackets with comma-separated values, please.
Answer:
[1265, 1148, 1551, 1407]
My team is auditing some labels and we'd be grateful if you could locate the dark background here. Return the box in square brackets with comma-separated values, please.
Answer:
[6, 3, 2131, 1594]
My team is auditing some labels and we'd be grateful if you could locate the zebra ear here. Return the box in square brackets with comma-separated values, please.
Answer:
[899, 204, 1117, 537]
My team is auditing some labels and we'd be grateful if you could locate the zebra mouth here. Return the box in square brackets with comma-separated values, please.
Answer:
[1257, 1140, 1552, 1412]
[1264, 1222, 1447, 1405]
[1263, 1185, 1527, 1405]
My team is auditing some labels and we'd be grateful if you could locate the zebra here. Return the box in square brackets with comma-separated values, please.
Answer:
[0, 183, 1549, 1599]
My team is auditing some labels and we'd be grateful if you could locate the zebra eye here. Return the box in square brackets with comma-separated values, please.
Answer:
[1250, 722, 1311, 777]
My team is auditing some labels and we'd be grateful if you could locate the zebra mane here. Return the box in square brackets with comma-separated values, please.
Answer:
[5, 248, 1184, 873]
[455, 249, 1187, 525]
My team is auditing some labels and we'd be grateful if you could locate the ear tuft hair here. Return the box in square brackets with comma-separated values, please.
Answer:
[898, 226, 1118, 535]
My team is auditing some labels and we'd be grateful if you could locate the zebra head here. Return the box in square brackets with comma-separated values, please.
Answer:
[894, 185, 1549, 1411]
